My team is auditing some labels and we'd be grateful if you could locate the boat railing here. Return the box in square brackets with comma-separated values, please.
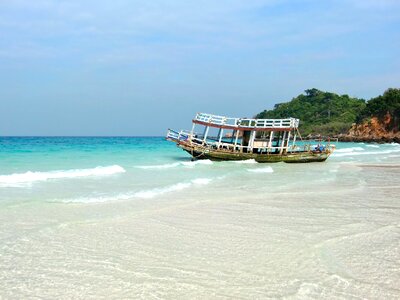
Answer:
[166, 129, 191, 142]
[195, 113, 239, 127]
[168, 128, 334, 153]
[194, 113, 299, 129]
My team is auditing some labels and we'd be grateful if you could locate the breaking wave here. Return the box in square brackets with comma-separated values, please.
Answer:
[247, 167, 274, 173]
[62, 177, 214, 203]
[334, 147, 365, 153]
[181, 160, 213, 167]
[136, 163, 180, 169]
[133, 182, 192, 199]
[137, 160, 213, 169]
[191, 178, 213, 184]
[0, 165, 125, 187]
[233, 159, 258, 164]
[333, 148, 400, 157]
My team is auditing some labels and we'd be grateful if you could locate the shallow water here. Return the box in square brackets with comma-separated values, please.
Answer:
[1, 137, 399, 299]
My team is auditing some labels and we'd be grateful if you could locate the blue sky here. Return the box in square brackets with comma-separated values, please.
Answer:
[1, 0, 399, 135]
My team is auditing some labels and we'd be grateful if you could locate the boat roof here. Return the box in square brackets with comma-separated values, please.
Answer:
[192, 113, 299, 131]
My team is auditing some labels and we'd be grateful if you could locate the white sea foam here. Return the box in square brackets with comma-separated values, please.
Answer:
[62, 177, 214, 203]
[366, 144, 380, 148]
[133, 178, 213, 199]
[247, 167, 274, 173]
[134, 182, 192, 199]
[181, 160, 213, 167]
[137, 160, 213, 170]
[335, 147, 365, 153]
[333, 148, 400, 157]
[63, 193, 134, 204]
[295, 282, 320, 297]
[0, 165, 125, 187]
[136, 163, 180, 169]
[234, 159, 258, 164]
[191, 178, 213, 185]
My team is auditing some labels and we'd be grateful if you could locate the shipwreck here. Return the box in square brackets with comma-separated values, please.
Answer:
[166, 113, 334, 163]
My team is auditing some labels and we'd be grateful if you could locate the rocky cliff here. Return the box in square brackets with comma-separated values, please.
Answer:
[339, 112, 400, 143]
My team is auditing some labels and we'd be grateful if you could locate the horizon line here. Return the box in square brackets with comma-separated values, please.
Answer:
[0, 135, 166, 138]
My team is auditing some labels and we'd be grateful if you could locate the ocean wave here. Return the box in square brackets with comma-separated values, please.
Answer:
[181, 160, 213, 167]
[365, 144, 380, 148]
[233, 159, 258, 164]
[137, 160, 213, 170]
[334, 147, 365, 153]
[333, 148, 400, 157]
[191, 178, 213, 184]
[62, 192, 134, 204]
[136, 163, 180, 169]
[62, 177, 214, 203]
[133, 182, 192, 199]
[0, 165, 125, 187]
[132, 177, 214, 199]
[247, 167, 274, 173]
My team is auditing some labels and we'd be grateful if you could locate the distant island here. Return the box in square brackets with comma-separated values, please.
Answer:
[256, 88, 400, 143]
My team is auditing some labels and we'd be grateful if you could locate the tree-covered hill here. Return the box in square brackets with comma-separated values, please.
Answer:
[255, 88, 366, 136]
[357, 88, 400, 132]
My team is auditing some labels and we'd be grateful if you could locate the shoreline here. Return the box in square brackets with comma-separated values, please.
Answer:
[305, 134, 400, 144]
[336, 134, 400, 144]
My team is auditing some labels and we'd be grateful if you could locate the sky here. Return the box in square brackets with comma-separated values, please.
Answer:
[0, 0, 399, 136]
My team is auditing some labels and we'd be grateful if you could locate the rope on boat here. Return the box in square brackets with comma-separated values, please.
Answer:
[191, 145, 207, 159]
[296, 128, 308, 152]
[296, 128, 304, 142]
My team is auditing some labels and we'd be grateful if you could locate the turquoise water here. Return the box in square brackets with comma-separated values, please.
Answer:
[1, 137, 399, 205]
[0, 137, 188, 204]
[1, 137, 400, 298]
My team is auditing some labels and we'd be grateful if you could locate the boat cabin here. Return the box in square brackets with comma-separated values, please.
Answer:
[167, 113, 301, 155]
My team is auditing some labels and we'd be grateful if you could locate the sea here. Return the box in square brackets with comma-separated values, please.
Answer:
[0, 137, 399, 299]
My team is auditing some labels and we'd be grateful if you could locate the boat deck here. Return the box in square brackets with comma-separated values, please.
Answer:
[192, 113, 299, 130]
[166, 112, 334, 163]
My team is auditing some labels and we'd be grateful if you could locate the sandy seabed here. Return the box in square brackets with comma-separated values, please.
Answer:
[1, 162, 400, 299]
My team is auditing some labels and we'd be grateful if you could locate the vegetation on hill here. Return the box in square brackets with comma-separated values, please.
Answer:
[357, 88, 400, 132]
[255, 88, 366, 136]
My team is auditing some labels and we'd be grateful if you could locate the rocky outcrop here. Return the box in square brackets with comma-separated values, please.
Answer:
[338, 112, 400, 143]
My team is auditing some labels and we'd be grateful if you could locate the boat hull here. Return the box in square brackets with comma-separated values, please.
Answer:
[176, 142, 330, 163]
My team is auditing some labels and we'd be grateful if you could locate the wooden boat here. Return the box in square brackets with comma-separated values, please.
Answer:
[166, 113, 334, 163]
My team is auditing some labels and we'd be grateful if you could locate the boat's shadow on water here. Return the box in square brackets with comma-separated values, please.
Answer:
[168, 156, 194, 162]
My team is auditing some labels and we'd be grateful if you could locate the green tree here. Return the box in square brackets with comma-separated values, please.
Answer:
[256, 88, 366, 136]
[358, 88, 400, 131]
